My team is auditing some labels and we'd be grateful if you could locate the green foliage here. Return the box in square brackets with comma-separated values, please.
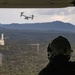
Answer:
[0, 28, 75, 75]
[0, 42, 48, 75]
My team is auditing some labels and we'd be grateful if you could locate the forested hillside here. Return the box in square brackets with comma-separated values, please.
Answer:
[0, 21, 75, 75]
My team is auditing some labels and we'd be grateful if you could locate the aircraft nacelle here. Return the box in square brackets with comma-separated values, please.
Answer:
[0, 0, 75, 8]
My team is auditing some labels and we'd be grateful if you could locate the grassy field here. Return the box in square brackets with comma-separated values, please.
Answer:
[0, 42, 49, 75]
[0, 41, 75, 75]
[0, 29, 75, 75]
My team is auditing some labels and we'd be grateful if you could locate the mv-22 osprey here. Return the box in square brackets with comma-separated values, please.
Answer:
[20, 12, 34, 20]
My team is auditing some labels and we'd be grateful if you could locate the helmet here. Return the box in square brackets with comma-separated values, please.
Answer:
[47, 36, 72, 61]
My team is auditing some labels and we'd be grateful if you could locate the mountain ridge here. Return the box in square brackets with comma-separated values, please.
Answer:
[0, 21, 75, 32]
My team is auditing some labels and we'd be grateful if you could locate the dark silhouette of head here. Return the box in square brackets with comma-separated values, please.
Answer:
[47, 36, 73, 62]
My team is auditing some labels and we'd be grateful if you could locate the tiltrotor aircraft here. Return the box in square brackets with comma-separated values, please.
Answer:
[20, 12, 34, 20]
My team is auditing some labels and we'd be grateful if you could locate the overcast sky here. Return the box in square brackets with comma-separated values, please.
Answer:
[0, 7, 75, 25]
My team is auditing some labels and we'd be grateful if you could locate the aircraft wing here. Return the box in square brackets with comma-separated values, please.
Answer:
[0, 0, 74, 8]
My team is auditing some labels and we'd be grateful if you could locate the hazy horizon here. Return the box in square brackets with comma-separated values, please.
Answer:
[0, 21, 75, 26]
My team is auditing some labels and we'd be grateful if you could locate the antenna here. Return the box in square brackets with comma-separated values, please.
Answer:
[0, 33, 5, 45]
[31, 43, 39, 52]
[1, 34, 4, 40]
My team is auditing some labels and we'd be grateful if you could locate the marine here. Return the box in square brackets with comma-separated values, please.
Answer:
[38, 36, 75, 75]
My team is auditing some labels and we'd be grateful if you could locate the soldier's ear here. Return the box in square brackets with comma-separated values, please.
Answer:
[47, 43, 52, 52]
[71, 50, 73, 52]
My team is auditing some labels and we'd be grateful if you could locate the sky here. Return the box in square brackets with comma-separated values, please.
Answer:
[0, 7, 75, 25]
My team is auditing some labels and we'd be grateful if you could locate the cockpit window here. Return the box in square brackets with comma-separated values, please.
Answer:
[0, 7, 75, 75]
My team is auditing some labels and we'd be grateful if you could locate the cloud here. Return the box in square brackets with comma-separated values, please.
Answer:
[33, 7, 75, 16]
[62, 14, 75, 25]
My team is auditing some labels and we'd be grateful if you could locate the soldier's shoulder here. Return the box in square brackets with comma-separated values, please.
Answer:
[38, 68, 47, 75]
[69, 61, 75, 65]
[68, 61, 75, 69]
[38, 63, 51, 75]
